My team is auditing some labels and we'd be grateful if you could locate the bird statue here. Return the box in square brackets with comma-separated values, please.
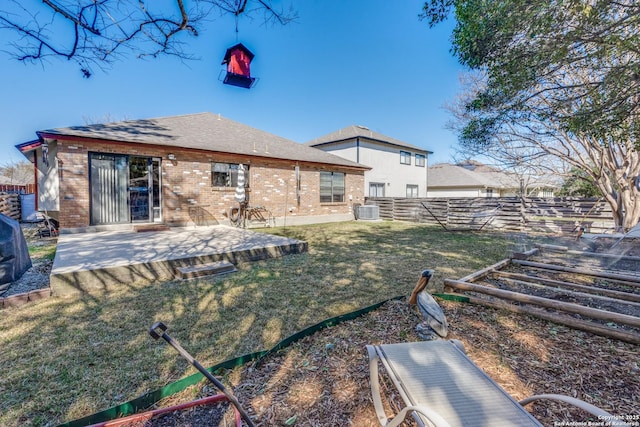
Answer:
[408, 269, 448, 340]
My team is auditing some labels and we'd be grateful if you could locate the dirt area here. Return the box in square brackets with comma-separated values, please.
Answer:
[114, 400, 231, 426]
[471, 239, 640, 342]
[485, 264, 640, 319]
[134, 299, 638, 426]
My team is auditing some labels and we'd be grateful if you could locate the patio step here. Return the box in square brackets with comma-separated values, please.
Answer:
[176, 261, 237, 279]
[135, 224, 170, 232]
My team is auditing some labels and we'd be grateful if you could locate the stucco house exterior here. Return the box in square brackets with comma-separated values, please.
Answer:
[16, 113, 369, 232]
[306, 125, 433, 198]
[427, 162, 558, 198]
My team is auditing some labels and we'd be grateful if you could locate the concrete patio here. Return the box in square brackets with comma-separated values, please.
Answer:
[50, 225, 308, 295]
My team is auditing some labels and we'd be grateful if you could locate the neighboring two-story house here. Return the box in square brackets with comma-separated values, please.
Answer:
[306, 125, 433, 198]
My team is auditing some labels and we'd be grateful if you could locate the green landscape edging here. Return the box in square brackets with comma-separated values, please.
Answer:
[433, 293, 470, 303]
[59, 295, 405, 427]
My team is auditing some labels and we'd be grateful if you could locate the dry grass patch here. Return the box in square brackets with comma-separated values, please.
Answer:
[0, 221, 548, 426]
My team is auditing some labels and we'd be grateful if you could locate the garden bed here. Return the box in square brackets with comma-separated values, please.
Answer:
[117, 299, 638, 426]
[444, 240, 640, 345]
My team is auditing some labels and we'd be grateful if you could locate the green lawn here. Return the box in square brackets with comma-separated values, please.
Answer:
[0, 221, 512, 426]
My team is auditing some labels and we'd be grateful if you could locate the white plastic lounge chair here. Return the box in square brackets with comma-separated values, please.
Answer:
[367, 340, 628, 427]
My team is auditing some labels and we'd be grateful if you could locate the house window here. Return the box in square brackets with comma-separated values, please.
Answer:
[406, 184, 419, 198]
[369, 182, 385, 197]
[320, 171, 345, 203]
[400, 151, 411, 165]
[415, 154, 425, 167]
[486, 188, 494, 198]
[212, 163, 249, 187]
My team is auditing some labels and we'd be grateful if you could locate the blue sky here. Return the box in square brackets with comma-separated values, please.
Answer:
[0, 0, 464, 165]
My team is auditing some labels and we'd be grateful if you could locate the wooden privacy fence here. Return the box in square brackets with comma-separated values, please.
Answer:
[0, 184, 35, 194]
[0, 193, 21, 221]
[365, 197, 615, 234]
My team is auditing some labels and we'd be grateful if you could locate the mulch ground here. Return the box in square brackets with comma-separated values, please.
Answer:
[136, 298, 638, 426]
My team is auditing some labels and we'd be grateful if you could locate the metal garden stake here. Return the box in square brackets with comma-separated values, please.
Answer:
[149, 321, 256, 427]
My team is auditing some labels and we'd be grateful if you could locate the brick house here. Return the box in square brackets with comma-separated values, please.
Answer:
[16, 113, 369, 231]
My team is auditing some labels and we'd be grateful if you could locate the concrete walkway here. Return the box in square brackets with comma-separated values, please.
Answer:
[51, 225, 307, 295]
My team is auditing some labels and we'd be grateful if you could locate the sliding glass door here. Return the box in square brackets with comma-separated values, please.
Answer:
[129, 157, 150, 222]
[90, 154, 129, 224]
[90, 153, 161, 225]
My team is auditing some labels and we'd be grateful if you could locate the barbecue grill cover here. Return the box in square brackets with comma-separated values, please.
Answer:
[0, 213, 32, 285]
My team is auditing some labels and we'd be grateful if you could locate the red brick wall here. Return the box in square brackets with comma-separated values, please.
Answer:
[56, 141, 90, 229]
[55, 139, 365, 229]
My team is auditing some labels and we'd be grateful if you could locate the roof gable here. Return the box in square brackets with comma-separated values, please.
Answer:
[306, 125, 432, 154]
[36, 113, 368, 169]
[222, 43, 255, 63]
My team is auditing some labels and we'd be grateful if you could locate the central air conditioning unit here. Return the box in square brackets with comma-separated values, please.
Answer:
[357, 205, 380, 220]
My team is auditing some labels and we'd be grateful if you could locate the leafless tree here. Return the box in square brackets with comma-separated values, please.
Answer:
[446, 73, 570, 196]
[448, 71, 640, 231]
[0, 0, 295, 77]
[0, 160, 34, 185]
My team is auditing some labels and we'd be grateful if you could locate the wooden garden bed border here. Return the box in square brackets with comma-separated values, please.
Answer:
[443, 248, 640, 345]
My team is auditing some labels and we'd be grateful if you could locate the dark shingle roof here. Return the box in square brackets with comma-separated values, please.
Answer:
[306, 125, 432, 153]
[37, 113, 368, 169]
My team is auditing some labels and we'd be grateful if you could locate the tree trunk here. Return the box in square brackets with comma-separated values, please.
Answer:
[622, 187, 640, 231]
[593, 142, 640, 232]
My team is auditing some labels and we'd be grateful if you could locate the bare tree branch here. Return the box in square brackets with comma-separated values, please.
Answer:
[0, 0, 296, 76]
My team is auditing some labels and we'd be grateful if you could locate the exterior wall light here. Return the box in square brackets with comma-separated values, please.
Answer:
[42, 141, 49, 168]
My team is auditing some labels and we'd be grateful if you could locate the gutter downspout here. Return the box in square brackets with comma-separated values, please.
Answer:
[356, 137, 365, 198]
[425, 153, 428, 198]
[33, 149, 39, 211]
